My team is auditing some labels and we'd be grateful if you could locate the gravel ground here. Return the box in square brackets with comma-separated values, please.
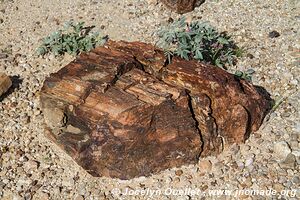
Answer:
[0, 0, 299, 199]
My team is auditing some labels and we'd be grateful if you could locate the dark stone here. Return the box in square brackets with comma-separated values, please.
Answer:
[246, 53, 254, 59]
[269, 30, 280, 38]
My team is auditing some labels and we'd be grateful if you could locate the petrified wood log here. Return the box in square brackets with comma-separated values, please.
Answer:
[40, 40, 272, 179]
[160, 0, 205, 14]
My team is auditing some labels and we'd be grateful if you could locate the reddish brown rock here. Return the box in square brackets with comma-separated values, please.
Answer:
[160, 0, 205, 14]
[0, 73, 12, 97]
[161, 58, 272, 156]
[40, 45, 202, 180]
[40, 40, 272, 179]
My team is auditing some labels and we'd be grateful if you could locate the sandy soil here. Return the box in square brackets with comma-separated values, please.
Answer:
[0, 0, 299, 199]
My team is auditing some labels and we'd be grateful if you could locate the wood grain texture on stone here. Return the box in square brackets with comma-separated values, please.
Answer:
[0, 73, 12, 97]
[160, 57, 272, 156]
[40, 44, 202, 179]
[160, 0, 205, 14]
[40, 40, 272, 179]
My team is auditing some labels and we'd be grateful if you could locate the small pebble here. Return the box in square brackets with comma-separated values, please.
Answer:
[269, 30, 280, 38]
[175, 169, 183, 176]
[198, 160, 212, 173]
[274, 141, 292, 160]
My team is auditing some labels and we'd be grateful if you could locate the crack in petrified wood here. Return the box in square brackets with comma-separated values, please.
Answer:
[40, 40, 272, 179]
[41, 44, 203, 179]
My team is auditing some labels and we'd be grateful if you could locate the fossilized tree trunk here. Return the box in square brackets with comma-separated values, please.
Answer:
[160, 0, 205, 14]
[40, 40, 272, 179]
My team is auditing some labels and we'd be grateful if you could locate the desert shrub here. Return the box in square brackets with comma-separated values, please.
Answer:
[156, 17, 242, 69]
[37, 21, 108, 56]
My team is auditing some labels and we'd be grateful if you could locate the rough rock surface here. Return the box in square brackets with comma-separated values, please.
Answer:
[161, 57, 272, 156]
[160, 0, 205, 14]
[0, 72, 12, 97]
[40, 41, 272, 179]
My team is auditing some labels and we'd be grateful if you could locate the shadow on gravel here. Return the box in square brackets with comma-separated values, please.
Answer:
[196, 0, 206, 7]
[0, 75, 23, 102]
[255, 85, 274, 113]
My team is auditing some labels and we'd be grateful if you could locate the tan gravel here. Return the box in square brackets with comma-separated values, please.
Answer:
[0, 0, 299, 199]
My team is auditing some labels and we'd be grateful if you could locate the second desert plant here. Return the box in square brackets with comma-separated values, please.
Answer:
[37, 21, 108, 56]
[156, 17, 242, 69]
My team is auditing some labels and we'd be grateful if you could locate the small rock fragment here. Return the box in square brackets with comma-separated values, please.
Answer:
[292, 176, 300, 184]
[74, 195, 84, 200]
[292, 150, 300, 157]
[146, 0, 158, 5]
[198, 160, 212, 172]
[243, 176, 253, 187]
[175, 169, 183, 176]
[269, 30, 280, 38]
[280, 153, 296, 169]
[274, 141, 291, 160]
[236, 161, 245, 169]
[245, 158, 254, 167]
[273, 183, 284, 192]
[246, 53, 254, 59]
[33, 192, 49, 200]
[173, 177, 180, 183]
[0, 53, 8, 59]
[0, 73, 12, 97]
[24, 160, 39, 173]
